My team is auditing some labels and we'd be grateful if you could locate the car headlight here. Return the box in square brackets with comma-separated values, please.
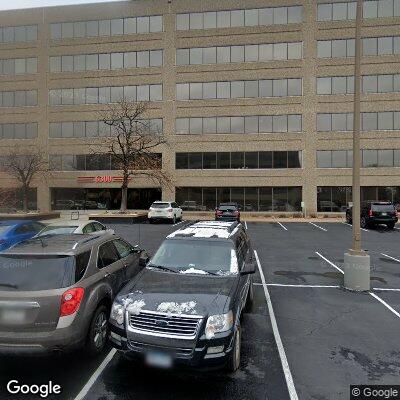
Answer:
[110, 302, 124, 325]
[205, 311, 234, 339]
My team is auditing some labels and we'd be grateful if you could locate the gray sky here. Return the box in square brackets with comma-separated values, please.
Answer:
[0, 0, 125, 11]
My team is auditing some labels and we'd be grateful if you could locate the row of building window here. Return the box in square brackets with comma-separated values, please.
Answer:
[317, 74, 400, 95]
[317, 149, 400, 168]
[0, 123, 37, 139]
[317, 112, 400, 132]
[176, 42, 302, 66]
[176, 6, 302, 31]
[175, 115, 302, 135]
[176, 79, 302, 101]
[49, 119, 163, 138]
[176, 151, 302, 170]
[317, 37, 400, 58]
[317, 186, 400, 212]
[49, 85, 163, 105]
[50, 16, 163, 39]
[317, 0, 400, 21]
[176, 186, 302, 212]
[0, 25, 37, 43]
[49, 50, 163, 73]
[0, 90, 37, 107]
[0, 58, 37, 76]
[49, 153, 162, 171]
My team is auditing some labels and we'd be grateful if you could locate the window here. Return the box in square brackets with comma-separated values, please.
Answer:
[0, 123, 37, 140]
[97, 242, 120, 269]
[0, 25, 38, 43]
[113, 239, 133, 258]
[75, 251, 91, 282]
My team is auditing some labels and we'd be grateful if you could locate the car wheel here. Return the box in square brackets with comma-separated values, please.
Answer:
[148, 219, 153, 224]
[361, 217, 368, 229]
[86, 305, 109, 356]
[346, 213, 352, 224]
[227, 324, 241, 373]
[244, 280, 254, 312]
[387, 222, 395, 230]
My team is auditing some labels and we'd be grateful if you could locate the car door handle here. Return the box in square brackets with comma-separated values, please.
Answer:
[104, 272, 111, 278]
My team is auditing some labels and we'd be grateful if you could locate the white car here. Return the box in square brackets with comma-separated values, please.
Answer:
[36, 220, 114, 237]
[148, 201, 182, 224]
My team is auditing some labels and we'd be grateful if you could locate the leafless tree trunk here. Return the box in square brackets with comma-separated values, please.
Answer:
[94, 99, 172, 213]
[0, 149, 47, 213]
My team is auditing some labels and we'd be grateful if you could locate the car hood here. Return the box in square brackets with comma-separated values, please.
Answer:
[116, 268, 237, 316]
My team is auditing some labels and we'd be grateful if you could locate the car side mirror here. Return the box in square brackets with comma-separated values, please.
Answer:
[139, 251, 150, 267]
[240, 259, 256, 275]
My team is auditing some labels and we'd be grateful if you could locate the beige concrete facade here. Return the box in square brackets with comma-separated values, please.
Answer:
[0, 0, 399, 213]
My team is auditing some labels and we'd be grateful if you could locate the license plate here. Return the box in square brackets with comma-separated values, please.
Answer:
[0, 309, 26, 324]
[381, 213, 387, 216]
[145, 351, 173, 369]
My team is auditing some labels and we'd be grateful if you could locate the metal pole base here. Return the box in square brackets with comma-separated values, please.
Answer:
[344, 251, 371, 291]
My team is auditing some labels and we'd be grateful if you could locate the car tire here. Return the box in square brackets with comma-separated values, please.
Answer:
[226, 324, 241, 373]
[387, 222, 395, 230]
[148, 219, 153, 224]
[244, 280, 254, 312]
[346, 213, 352, 224]
[361, 217, 368, 229]
[86, 305, 109, 356]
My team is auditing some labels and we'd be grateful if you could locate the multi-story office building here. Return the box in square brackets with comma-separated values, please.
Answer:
[0, 0, 400, 213]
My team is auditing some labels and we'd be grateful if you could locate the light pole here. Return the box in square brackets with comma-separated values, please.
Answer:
[344, 0, 371, 291]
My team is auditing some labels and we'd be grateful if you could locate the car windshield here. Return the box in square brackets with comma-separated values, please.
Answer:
[149, 240, 238, 275]
[37, 226, 78, 236]
[0, 226, 11, 235]
[151, 203, 169, 209]
[0, 255, 76, 291]
[372, 204, 395, 212]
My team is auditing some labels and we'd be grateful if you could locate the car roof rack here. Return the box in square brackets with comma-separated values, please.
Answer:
[167, 220, 241, 239]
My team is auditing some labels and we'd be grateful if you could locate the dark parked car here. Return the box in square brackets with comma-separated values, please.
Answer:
[109, 221, 255, 372]
[0, 220, 44, 252]
[0, 233, 147, 355]
[346, 201, 398, 229]
[215, 203, 241, 222]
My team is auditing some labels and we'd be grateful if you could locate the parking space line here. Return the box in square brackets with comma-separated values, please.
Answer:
[254, 283, 339, 288]
[277, 222, 288, 231]
[308, 222, 327, 232]
[254, 250, 299, 400]
[342, 222, 368, 232]
[244, 221, 248, 229]
[74, 348, 117, 400]
[381, 253, 400, 263]
[373, 287, 400, 292]
[172, 221, 183, 227]
[315, 252, 344, 274]
[315, 252, 400, 321]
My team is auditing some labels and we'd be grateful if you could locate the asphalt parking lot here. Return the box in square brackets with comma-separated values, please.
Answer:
[1, 220, 400, 400]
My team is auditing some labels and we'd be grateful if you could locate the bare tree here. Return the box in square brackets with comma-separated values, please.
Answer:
[96, 99, 171, 212]
[1, 149, 47, 212]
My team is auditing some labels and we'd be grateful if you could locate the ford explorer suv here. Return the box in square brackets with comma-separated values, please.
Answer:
[109, 221, 255, 372]
[0, 233, 147, 355]
[346, 201, 398, 229]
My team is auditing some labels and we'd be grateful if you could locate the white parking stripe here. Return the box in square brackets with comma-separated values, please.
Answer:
[74, 348, 117, 400]
[381, 253, 400, 263]
[315, 252, 400, 321]
[277, 222, 288, 231]
[254, 250, 299, 400]
[244, 221, 248, 229]
[373, 288, 400, 292]
[308, 222, 327, 232]
[315, 252, 344, 274]
[342, 222, 368, 232]
[254, 283, 339, 288]
[172, 221, 183, 227]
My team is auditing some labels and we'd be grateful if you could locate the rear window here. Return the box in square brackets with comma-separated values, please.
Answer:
[0, 226, 11, 235]
[371, 204, 395, 212]
[0, 255, 76, 291]
[38, 226, 78, 236]
[151, 203, 170, 209]
[218, 206, 237, 211]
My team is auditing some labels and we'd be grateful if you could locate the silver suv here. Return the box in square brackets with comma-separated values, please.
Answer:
[0, 232, 148, 355]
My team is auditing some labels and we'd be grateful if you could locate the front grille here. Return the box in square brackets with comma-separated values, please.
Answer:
[129, 310, 202, 339]
[129, 340, 194, 358]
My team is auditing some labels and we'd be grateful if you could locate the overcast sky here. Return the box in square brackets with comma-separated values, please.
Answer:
[0, 0, 125, 11]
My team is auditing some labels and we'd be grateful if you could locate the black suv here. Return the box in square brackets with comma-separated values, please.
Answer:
[346, 201, 398, 229]
[109, 221, 255, 372]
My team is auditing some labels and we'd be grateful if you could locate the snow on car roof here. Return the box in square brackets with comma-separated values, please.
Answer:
[167, 221, 238, 239]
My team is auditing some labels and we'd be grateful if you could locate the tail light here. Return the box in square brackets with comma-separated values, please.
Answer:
[368, 210, 373, 217]
[60, 288, 85, 317]
[216, 210, 223, 216]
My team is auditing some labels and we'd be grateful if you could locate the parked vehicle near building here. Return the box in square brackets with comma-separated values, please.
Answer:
[109, 221, 255, 372]
[346, 201, 398, 229]
[0, 233, 148, 354]
[36, 220, 114, 237]
[0, 220, 44, 252]
[148, 201, 182, 224]
[215, 203, 241, 222]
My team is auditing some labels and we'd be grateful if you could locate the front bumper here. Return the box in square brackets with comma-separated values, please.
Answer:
[109, 323, 234, 370]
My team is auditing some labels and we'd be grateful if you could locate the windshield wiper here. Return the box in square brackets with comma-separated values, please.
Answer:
[147, 264, 178, 273]
[0, 283, 18, 289]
